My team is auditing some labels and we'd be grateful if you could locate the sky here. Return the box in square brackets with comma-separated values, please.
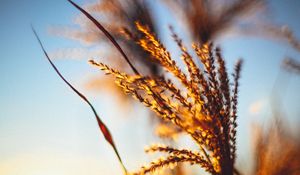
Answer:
[0, 0, 300, 175]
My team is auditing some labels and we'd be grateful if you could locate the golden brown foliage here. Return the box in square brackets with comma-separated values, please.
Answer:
[252, 120, 300, 175]
[165, 0, 300, 55]
[90, 22, 243, 175]
[164, 0, 264, 43]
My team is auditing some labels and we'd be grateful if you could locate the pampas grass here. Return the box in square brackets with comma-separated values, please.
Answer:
[86, 12, 243, 175]
[252, 119, 300, 175]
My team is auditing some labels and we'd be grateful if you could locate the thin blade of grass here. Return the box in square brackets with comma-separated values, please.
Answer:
[32, 26, 127, 174]
[67, 0, 140, 75]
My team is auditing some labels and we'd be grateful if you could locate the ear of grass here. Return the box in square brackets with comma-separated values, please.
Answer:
[67, 0, 139, 76]
[32, 26, 127, 174]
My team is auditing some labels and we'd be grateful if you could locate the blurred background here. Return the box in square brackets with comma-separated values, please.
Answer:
[0, 0, 299, 175]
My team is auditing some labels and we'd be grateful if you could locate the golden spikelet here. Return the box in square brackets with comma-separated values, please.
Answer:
[90, 22, 243, 175]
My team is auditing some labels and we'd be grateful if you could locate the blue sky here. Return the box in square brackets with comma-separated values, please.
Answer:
[0, 0, 300, 174]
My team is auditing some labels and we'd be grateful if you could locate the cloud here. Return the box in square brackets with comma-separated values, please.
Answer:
[249, 99, 267, 115]
[49, 47, 111, 60]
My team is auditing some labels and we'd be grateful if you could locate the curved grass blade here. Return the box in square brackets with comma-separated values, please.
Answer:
[32, 26, 127, 174]
[66, 1, 182, 139]
[67, 0, 140, 75]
